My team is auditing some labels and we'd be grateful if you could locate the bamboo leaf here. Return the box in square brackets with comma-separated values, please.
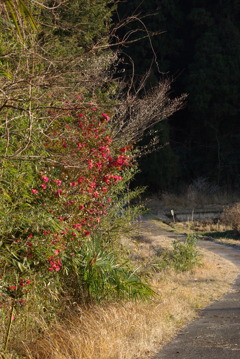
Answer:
[19, 0, 37, 31]
[4, 0, 23, 40]
[3, 0, 38, 42]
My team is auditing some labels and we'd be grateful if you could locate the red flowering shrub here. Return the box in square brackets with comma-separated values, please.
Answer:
[0, 100, 146, 307]
[28, 105, 132, 266]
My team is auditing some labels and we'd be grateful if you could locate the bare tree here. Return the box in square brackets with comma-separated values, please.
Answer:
[112, 76, 187, 152]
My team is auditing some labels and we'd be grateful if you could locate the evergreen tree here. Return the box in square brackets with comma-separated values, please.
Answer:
[116, 0, 240, 190]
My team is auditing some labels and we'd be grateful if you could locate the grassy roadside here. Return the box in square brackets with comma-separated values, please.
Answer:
[18, 219, 239, 359]
[145, 193, 240, 249]
[156, 217, 240, 249]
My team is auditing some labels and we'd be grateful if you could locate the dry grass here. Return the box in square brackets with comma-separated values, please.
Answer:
[160, 191, 237, 209]
[146, 192, 240, 250]
[145, 188, 240, 221]
[222, 202, 240, 232]
[167, 219, 240, 249]
[214, 238, 240, 248]
[22, 221, 239, 359]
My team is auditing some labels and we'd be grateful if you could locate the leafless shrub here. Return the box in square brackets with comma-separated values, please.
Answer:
[159, 178, 235, 209]
[222, 202, 240, 232]
[113, 78, 186, 149]
[184, 178, 220, 206]
[190, 178, 219, 195]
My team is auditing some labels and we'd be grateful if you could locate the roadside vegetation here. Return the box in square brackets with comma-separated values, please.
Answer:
[146, 181, 240, 249]
[183, 216, 240, 250]
[0, 1, 183, 357]
[2, 219, 238, 359]
[0, 2, 238, 359]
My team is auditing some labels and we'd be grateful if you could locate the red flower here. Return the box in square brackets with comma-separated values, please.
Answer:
[93, 191, 99, 198]
[101, 113, 110, 122]
[55, 189, 63, 197]
[54, 179, 62, 186]
[103, 175, 111, 184]
[8, 285, 17, 290]
[41, 176, 49, 183]
[95, 161, 103, 169]
[72, 223, 82, 229]
[48, 257, 62, 272]
[113, 175, 123, 182]
[87, 159, 94, 168]
[70, 182, 78, 187]
[78, 176, 85, 184]
[31, 189, 38, 194]
[89, 182, 96, 189]
[104, 136, 112, 144]
[19, 279, 31, 286]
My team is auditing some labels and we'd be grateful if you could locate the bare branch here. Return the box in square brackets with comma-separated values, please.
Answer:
[113, 77, 187, 147]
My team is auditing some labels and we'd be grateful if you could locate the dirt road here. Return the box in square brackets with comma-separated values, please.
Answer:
[149, 223, 240, 359]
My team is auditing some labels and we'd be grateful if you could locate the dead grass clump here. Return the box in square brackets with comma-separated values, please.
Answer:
[176, 219, 228, 234]
[222, 202, 240, 232]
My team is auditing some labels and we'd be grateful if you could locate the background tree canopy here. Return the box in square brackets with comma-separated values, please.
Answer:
[116, 0, 240, 192]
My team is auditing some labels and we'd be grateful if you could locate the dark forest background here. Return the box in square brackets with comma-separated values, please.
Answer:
[115, 0, 240, 193]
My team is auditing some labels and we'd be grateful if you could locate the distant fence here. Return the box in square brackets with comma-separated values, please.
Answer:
[165, 209, 223, 222]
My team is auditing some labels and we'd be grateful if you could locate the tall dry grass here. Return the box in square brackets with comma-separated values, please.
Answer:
[146, 181, 240, 212]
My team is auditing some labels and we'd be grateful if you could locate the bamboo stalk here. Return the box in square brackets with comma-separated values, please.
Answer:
[3, 300, 15, 353]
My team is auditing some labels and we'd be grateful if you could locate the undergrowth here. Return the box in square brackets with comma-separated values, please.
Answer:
[152, 234, 202, 273]
[164, 235, 202, 272]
